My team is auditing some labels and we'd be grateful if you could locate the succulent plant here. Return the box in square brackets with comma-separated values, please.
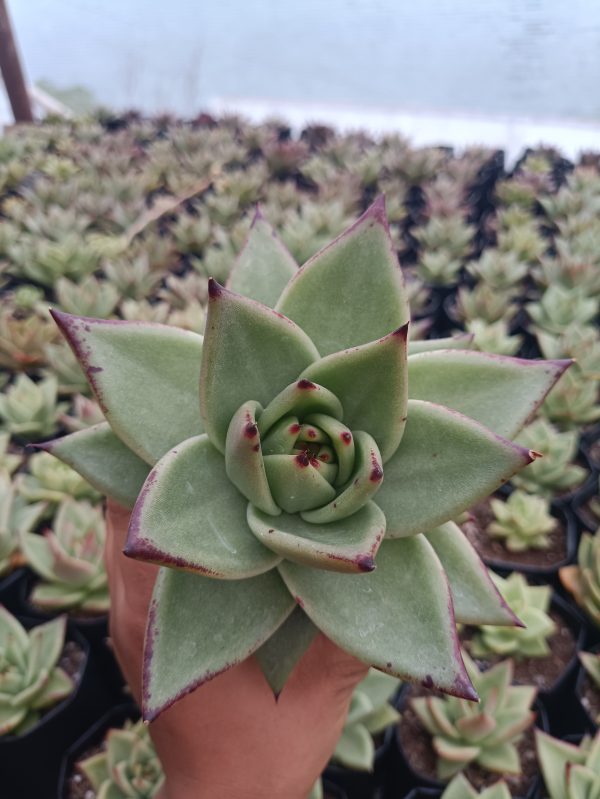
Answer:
[43, 199, 567, 722]
[496, 222, 546, 264]
[455, 285, 517, 325]
[0, 609, 74, 736]
[469, 572, 555, 659]
[411, 655, 536, 780]
[60, 395, 105, 433]
[55, 275, 119, 318]
[466, 251, 528, 291]
[465, 320, 523, 357]
[416, 251, 463, 286]
[534, 255, 600, 296]
[43, 340, 91, 396]
[21, 499, 109, 613]
[78, 718, 165, 798]
[561, 530, 600, 628]
[536, 729, 600, 799]
[511, 418, 587, 496]
[16, 451, 100, 505]
[333, 668, 400, 771]
[8, 233, 101, 286]
[104, 254, 164, 301]
[536, 325, 600, 381]
[0, 472, 47, 576]
[579, 651, 600, 722]
[414, 214, 475, 261]
[0, 433, 22, 475]
[0, 375, 67, 440]
[0, 303, 58, 371]
[540, 368, 600, 429]
[442, 774, 512, 799]
[527, 285, 597, 336]
[486, 490, 556, 552]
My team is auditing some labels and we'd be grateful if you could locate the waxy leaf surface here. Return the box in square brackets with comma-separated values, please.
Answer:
[126, 435, 280, 578]
[143, 566, 294, 720]
[247, 500, 385, 573]
[254, 606, 318, 695]
[40, 423, 150, 509]
[51, 312, 204, 465]
[276, 197, 409, 356]
[377, 401, 533, 538]
[408, 350, 570, 438]
[226, 209, 297, 307]
[301, 325, 409, 462]
[279, 536, 475, 698]
[199, 282, 319, 452]
[407, 334, 474, 355]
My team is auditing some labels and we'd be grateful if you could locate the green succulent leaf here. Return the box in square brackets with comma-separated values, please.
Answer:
[247, 500, 385, 573]
[142, 566, 294, 720]
[408, 350, 571, 437]
[199, 281, 319, 452]
[50, 311, 204, 465]
[276, 197, 410, 356]
[39, 423, 150, 509]
[378, 400, 534, 538]
[125, 435, 281, 579]
[334, 724, 375, 771]
[254, 605, 318, 696]
[408, 334, 474, 355]
[278, 536, 476, 699]
[425, 522, 519, 626]
[301, 325, 409, 462]
[226, 208, 298, 307]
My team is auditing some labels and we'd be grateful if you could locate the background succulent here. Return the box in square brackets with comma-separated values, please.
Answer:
[442, 774, 512, 799]
[512, 418, 587, 496]
[579, 652, 600, 723]
[16, 451, 100, 506]
[0, 375, 67, 440]
[0, 471, 46, 576]
[536, 729, 600, 799]
[486, 490, 557, 552]
[561, 530, 600, 627]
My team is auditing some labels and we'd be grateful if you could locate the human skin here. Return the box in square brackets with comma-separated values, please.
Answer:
[105, 499, 369, 799]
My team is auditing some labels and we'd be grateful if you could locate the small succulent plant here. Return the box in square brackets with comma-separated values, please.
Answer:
[16, 451, 100, 505]
[0, 472, 47, 576]
[527, 285, 598, 336]
[455, 284, 517, 325]
[536, 729, 600, 799]
[469, 572, 555, 659]
[414, 215, 475, 262]
[486, 490, 556, 552]
[536, 325, 600, 381]
[0, 303, 58, 371]
[466, 250, 528, 291]
[465, 320, 523, 357]
[540, 367, 600, 429]
[442, 774, 512, 799]
[333, 669, 400, 771]
[579, 651, 600, 722]
[21, 499, 109, 613]
[411, 655, 536, 780]
[78, 718, 165, 798]
[416, 251, 463, 286]
[44, 200, 567, 722]
[60, 395, 105, 433]
[512, 418, 587, 496]
[55, 275, 119, 318]
[43, 340, 91, 396]
[561, 530, 600, 628]
[0, 432, 22, 475]
[0, 609, 74, 736]
[0, 375, 67, 440]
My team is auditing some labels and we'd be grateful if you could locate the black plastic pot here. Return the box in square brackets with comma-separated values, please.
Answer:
[323, 729, 393, 799]
[384, 686, 548, 799]
[0, 617, 114, 799]
[0, 566, 27, 613]
[57, 702, 139, 799]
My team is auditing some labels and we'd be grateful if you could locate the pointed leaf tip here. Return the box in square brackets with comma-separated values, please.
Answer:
[208, 278, 223, 299]
[392, 322, 410, 340]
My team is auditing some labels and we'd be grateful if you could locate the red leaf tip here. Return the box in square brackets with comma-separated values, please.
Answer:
[208, 278, 224, 299]
[391, 322, 410, 341]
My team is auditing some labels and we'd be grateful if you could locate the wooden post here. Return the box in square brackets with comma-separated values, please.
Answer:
[0, 0, 33, 122]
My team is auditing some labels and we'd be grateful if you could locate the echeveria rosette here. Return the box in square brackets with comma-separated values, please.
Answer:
[42, 199, 570, 722]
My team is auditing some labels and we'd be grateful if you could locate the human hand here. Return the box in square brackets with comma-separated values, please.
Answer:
[105, 499, 369, 799]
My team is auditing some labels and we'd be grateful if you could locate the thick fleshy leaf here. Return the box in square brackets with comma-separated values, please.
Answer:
[377, 401, 534, 539]
[225, 401, 279, 515]
[254, 605, 318, 696]
[304, 414, 355, 486]
[247, 501, 385, 573]
[125, 435, 280, 578]
[278, 536, 476, 699]
[142, 566, 294, 720]
[263, 453, 336, 513]
[226, 208, 298, 307]
[301, 432, 383, 524]
[425, 522, 520, 626]
[199, 282, 319, 452]
[257, 380, 343, 437]
[407, 334, 473, 355]
[334, 725, 375, 771]
[408, 350, 571, 438]
[38, 423, 150, 509]
[51, 311, 204, 465]
[276, 197, 410, 356]
[301, 325, 409, 462]
[261, 415, 301, 455]
[535, 730, 585, 799]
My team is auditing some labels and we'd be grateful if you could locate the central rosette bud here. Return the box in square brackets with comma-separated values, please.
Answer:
[224, 378, 384, 522]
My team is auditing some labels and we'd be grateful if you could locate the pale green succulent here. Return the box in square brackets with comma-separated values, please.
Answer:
[0, 433, 22, 476]
[527, 285, 598, 336]
[0, 303, 59, 371]
[333, 669, 400, 771]
[412, 655, 536, 780]
[43, 340, 90, 396]
[78, 718, 165, 798]
[561, 530, 600, 628]
[455, 284, 517, 325]
[0, 472, 46, 576]
[469, 572, 555, 659]
[416, 251, 463, 286]
[536, 325, 600, 381]
[512, 418, 587, 496]
[0, 375, 67, 440]
[442, 774, 512, 799]
[540, 368, 600, 429]
[496, 222, 546, 264]
[536, 730, 600, 799]
[104, 255, 164, 301]
[60, 395, 105, 433]
[579, 651, 600, 722]
[21, 499, 109, 613]
[465, 320, 523, 357]
[466, 250, 528, 291]
[534, 256, 600, 296]
[120, 300, 171, 324]
[414, 214, 475, 261]
[8, 233, 101, 286]
[279, 200, 355, 265]
[43, 199, 567, 722]
[486, 490, 556, 552]
[55, 275, 119, 318]
[170, 212, 212, 256]
[16, 451, 100, 505]
[0, 609, 74, 736]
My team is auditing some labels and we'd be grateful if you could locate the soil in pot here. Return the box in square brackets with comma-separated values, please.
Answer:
[396, 686, 539, 797]
[462, 496, 569, 573]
